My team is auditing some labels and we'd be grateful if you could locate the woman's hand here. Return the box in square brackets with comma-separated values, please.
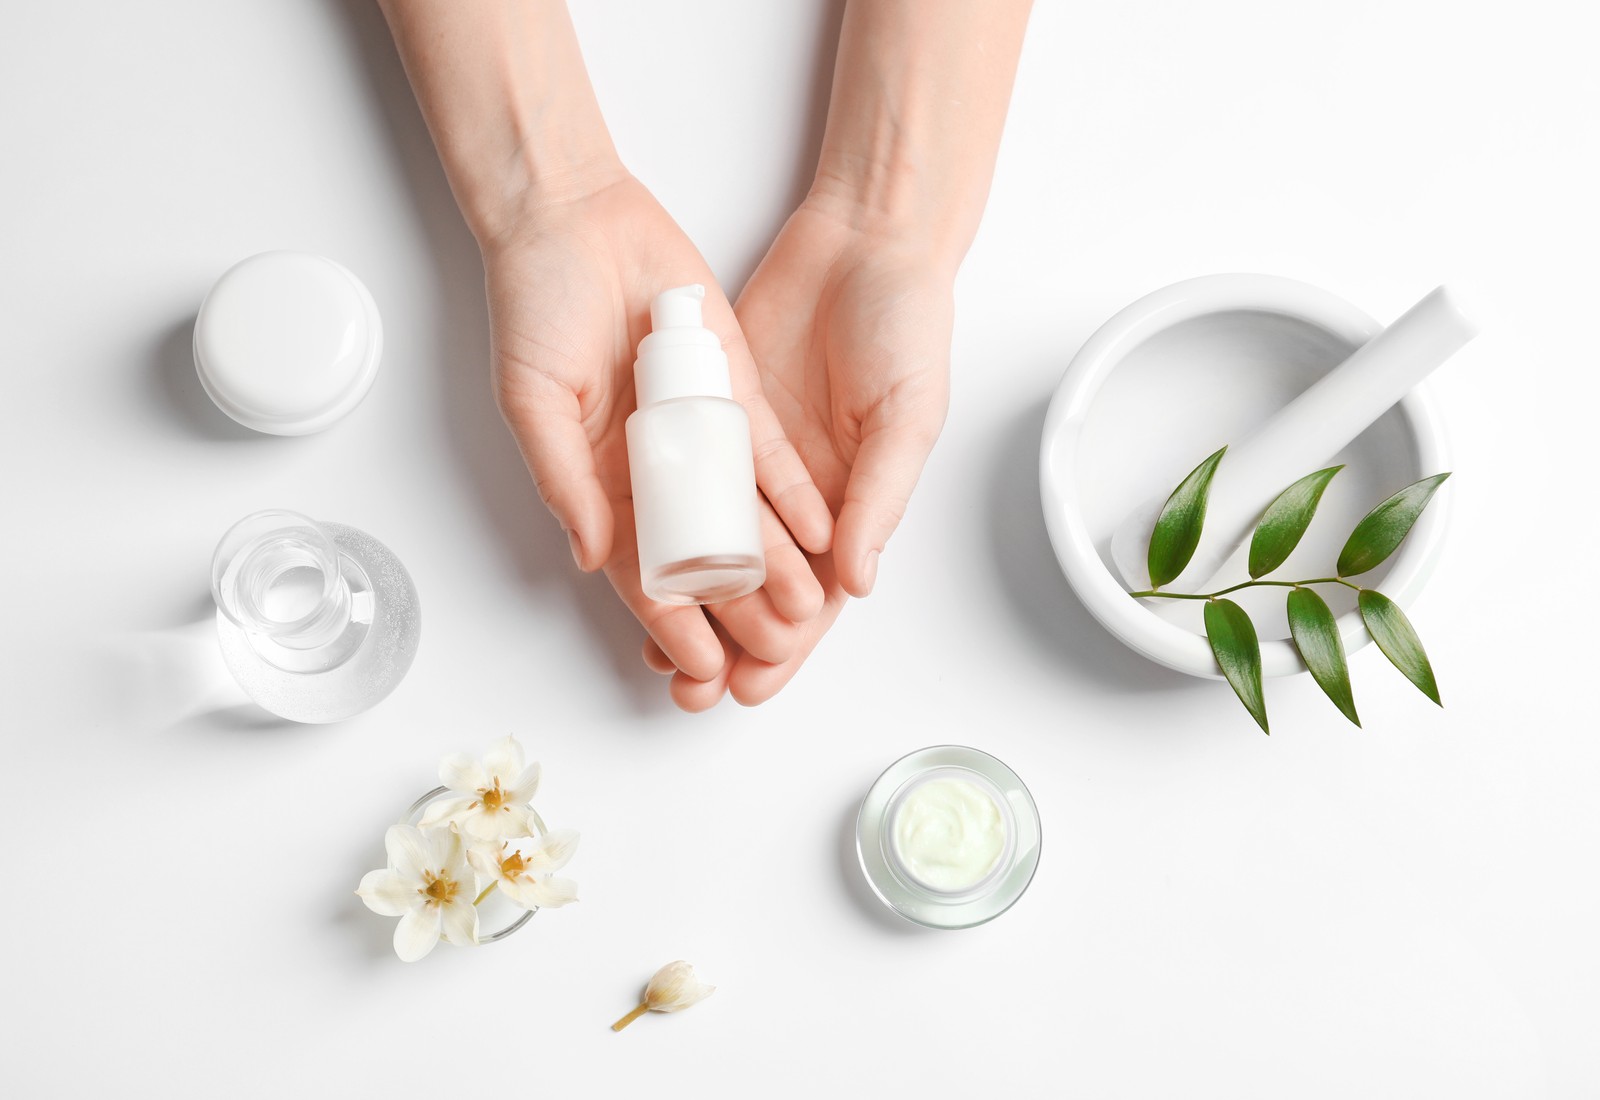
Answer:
[641, 0, 1031, 708]
[485, 175, 832, 687]
[380, 0, 1027, 711]
[643, 197, 954, 709]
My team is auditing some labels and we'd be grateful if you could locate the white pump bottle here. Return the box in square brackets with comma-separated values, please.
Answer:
[626, 285, 765, 605]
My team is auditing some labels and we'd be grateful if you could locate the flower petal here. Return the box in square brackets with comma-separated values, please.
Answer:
[524, 828, 579, 874]
[438, 752, 487, 795]
[356, 869, 416, 917]
[393, 906, 441, 962]
[526, 875, 579, 909]
[463, 810, 501, 841]
[501, 805, 533, 837]
[498, 877, 543, 910]
[417, 796, 472, 829]
[645, 961, 714, 1012]
[383, 824, 430, 879]
[507, 762, 542, 804]
[465, 805, 529, 841]
[423, 825, 466, 874]
[466, 846, 502, 879]
[439, 899, 479, 947]
[483, 736, 525, 785]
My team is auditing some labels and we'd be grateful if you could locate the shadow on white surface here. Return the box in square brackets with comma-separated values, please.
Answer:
[334, 832, 405, 964]
[333, 0, 674, 712]
[835, 796, 935, 937]
[97, 610, 309, 737]
[722, 0, 846, 294]
[145, 314, 273, 443]
[989, 396, 1195, 697]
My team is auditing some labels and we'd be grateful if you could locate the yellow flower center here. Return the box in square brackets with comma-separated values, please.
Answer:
[420, 869, 460, 907]
[475, 778, 509, 813]
[499, 850, 530, 880]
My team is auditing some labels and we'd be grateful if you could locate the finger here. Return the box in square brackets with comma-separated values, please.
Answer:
[701, 289, 833, 554]
[628, 594, 725, 683]
[497, 374, 614, 572]
[834, 412, 943, 597]
[671, 664, 731, 712]
[757, 499, 824, 623]
[706, 586, 799, 666]
[728, 576, 850, 706]
[702, 497, 825, 660]
[641, 637, 676, 675]
[670, 622, 735, 712]
[747, 397, 833, 554]
[603, 503, 725, 682]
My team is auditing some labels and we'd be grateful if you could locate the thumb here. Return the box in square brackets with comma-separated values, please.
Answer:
[834, 405, 945, 597]
[498, 376, 614, 572]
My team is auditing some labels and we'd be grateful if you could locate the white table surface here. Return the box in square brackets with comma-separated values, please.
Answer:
[4, 1, 1596, 1096]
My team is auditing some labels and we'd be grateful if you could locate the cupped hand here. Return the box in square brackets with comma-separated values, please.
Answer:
[483, 174, 832, 691]
[644, 199, 956, 709]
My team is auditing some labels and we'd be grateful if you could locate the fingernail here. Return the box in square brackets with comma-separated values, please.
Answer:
[862, 549, 879, 594]
[567, 529, 584, 568]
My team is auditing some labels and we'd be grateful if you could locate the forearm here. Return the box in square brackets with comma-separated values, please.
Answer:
[377, 0, 626, 247]
[810, 0, 1032, 269]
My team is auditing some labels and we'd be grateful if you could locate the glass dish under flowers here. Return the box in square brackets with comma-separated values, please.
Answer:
[356, 735, 579, 962]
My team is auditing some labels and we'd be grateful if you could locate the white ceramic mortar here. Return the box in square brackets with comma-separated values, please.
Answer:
[1039, 274, 1452, 679]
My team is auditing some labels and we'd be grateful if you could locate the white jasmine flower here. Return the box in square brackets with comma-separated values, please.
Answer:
[419, 735, 542, 841]
[356, 824, 479, 962]
[612, 961, 716, 1031]
[468, 829, 580, 911]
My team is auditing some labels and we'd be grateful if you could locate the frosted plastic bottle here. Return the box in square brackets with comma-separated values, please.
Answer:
[210, 510, 420, 722]
[625, 285, 765, 604]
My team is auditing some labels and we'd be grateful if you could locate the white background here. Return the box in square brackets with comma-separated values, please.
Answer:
[3, 1, 1596, 1096]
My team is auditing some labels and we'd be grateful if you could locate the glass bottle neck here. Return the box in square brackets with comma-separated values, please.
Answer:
[212, 511, 354, 650]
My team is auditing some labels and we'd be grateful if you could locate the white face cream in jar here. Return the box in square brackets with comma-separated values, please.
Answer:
[856, 746, 1041, 929]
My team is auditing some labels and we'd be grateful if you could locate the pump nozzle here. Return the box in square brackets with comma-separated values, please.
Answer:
[633, 283, 732, 407]
[650, 284, 706, 330]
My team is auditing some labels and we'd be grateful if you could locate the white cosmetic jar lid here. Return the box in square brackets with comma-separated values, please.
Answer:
[855, 745, 1041, 930]
[1038, 274, 1451, 679]
[193, 251, 383, 435]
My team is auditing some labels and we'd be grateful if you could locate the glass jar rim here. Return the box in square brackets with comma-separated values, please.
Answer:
[855, 745, 1042, 930]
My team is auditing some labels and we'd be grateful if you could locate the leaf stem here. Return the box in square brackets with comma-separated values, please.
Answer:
[611, 1003, 649, 1032]
[473, 881, 498, 907]
[1129, 577, 1363, 601]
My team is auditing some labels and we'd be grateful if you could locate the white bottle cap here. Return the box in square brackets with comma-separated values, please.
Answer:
[634, 284, 734, 408]
[193, 251, 383, 435]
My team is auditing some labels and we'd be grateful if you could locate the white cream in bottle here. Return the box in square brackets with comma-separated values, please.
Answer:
[625, 285, 765, 605]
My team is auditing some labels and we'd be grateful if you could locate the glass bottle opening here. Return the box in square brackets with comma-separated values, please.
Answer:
[211, 510, 351, 651]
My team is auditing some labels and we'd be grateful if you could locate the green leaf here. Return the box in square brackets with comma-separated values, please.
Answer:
[1203, 598, 1268, 734]
[1336, 473, 1451, 577]
[1147, 445, 1227, 588]
[1248, 466, 1343, 579]
[1358, 590, 1442, 706]
[1286, 587, 1360, 726]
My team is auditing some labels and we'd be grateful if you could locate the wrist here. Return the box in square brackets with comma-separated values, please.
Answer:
[464, 141, 629, 252]
[380, 0, 630, 252]
[802, 162, 969, 277]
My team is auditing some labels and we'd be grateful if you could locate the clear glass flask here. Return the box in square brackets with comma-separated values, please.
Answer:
[210, 510, 420, 722]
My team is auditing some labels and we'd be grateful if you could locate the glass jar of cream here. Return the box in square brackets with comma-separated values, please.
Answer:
[856, 745, 1041, 929]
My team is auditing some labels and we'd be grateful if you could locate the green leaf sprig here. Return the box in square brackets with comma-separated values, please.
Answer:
[1129, 451, 1449, 733]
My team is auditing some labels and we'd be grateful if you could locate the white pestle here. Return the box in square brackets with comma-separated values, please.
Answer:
[1110, 285, 1478, 595]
